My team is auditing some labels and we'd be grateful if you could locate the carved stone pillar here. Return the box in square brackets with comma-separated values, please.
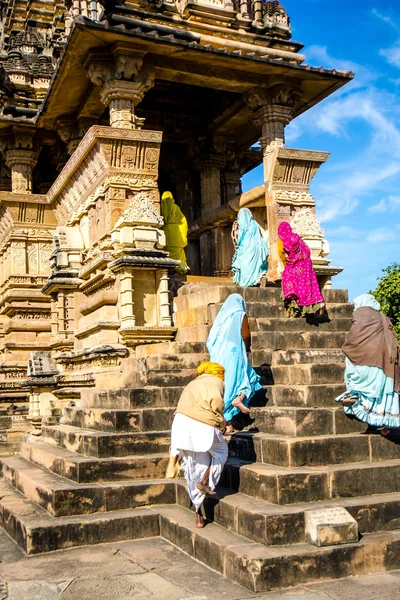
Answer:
[246, 83, 302, 280]
[195, 154, 226, 215]
[157, 269, 172, 327]
[3, 127, 39, 194]
[172, 169, 195, 221]
[5, 150, 38, 193]
[100, 78, 154, 129]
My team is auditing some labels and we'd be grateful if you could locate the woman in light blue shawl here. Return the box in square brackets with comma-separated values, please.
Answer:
[336, 294, 400, 434]
[231, 208, 269, 287]
[206, 293, 262, 432]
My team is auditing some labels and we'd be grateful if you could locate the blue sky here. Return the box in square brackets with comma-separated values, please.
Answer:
[242, 0, 400, 300]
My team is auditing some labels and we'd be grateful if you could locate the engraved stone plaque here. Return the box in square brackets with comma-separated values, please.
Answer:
[305, 507, 358, 547]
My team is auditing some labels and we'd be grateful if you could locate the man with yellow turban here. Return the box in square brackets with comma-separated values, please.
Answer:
[161, 191, 189, 274]
[168, 361, 228, 528]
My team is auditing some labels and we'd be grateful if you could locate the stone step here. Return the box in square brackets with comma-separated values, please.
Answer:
[246, 302, 353, 320]
[222, 458, 400, 505]
[227, 432, 400, 467]
[21, 441, 170, 483]
[144, 353, 208, 372]
[212, 488, 400, 547]
[175, 300, 352, 330]
[1, 455, 177, 517]
[0, 441, 20, 456]
[258, 363, 345, 386]
[63, 407, 176, 433]
[1, 483, 398, 590]
[174, 283, 239, 312]
[252, 331, 346, 350]
[145, 369, 196, 387]
[250, 317, 351, 333]
[42, 425, 171, 458]
[264, 384, 345, 408]
[175, 324, 210, 343]
[158, 504, 400, 593]
[136, 341, 207, 358]
[243, 406, 363, 436]
[268, 349, 345, 366]
[84, 386, 183, 410]
[175, 284, 347, 311]
[0, 479, 160, 555]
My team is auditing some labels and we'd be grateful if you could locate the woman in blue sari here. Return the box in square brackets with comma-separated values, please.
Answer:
[206, 293, 262, 433]
[336, 294, 400, 435]
[231, 208, 269, 287]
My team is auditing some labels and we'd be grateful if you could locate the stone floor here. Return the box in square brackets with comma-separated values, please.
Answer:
[0, 530, 399, 600]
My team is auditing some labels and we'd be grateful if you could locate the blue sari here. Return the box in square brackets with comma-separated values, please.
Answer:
[206, 294, 262, 422]
[336, 294, 400, 429]
[231, 208, 269, 287]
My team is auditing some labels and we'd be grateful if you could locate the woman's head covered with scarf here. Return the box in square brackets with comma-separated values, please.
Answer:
[353, 294, 381, 312]
[278, 221, 300, 250]
[161, 191, 184, 225]
[197, 361, 225, 380]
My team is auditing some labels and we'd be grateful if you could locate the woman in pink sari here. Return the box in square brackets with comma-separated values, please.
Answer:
[277, 221, 325, 318]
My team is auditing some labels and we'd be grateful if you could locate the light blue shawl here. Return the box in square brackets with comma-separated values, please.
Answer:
[231, 208, 269, 287]
[206, 293, 262, 422]
[353, 294, 381, 311]
[336, 293, 399, 428]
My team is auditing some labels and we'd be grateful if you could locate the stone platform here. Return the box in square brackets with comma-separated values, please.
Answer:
[1, 282, 400, 593]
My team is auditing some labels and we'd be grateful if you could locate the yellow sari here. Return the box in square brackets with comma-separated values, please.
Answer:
[161, 191, 189, 273]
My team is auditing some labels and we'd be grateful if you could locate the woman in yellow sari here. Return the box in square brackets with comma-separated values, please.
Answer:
[161, 191, 189, 274]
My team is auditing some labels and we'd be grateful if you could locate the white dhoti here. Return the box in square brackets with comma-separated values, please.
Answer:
[170, 413, 228, 511]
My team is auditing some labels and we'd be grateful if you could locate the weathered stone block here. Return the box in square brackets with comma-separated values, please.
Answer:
[305, 507, 358, 547]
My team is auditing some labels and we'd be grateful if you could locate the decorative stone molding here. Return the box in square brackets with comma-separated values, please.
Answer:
[45, 126, 162, 228]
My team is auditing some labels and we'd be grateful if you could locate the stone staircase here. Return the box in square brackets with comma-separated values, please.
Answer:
[1, 282, 400, 592]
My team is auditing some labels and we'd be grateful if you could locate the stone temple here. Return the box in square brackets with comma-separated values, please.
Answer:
[0, 0, 399, 593]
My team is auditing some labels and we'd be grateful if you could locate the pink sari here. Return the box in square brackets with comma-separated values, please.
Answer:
[278, 222, 325, 312]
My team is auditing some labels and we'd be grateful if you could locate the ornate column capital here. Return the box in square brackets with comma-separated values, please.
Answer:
[84, 45, 154, 130]
[99, 74, 155, 129]
[246, 82, 303, 146]
[4, 127, 40, 193]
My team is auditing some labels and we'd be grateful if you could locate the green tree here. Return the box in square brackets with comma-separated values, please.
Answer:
[371, 262, 400, 342]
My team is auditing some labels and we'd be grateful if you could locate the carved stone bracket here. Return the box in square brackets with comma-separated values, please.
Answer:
[55, 116, 96, 155]
[85, 44, 155, 130]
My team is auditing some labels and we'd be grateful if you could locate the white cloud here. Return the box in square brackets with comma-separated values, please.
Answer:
[388, 195, 400, 210]
[372, 8, 400, 33]
[368, 195, 400, 214]
[368, 199, 387, 214]
[380, 43, 400, 68]
[367, 227, 399, 243]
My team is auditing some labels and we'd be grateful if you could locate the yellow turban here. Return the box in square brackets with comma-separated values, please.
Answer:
[197, 361, 225, 380]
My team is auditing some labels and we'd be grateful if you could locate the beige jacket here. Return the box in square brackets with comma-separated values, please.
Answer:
[176, 374, 225, 430]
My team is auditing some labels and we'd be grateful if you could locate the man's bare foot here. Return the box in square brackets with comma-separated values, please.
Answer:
[196, 512, 205, 528]
[197, 482, 216, 496]
[232, 396, 251, 414]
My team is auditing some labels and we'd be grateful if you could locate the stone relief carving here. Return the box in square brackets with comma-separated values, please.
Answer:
[291, 208, 323, 238]
[115, 191, 163, 228]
